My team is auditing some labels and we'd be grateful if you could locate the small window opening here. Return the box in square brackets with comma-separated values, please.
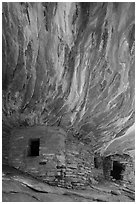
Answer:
[111, 161, 125, 180]
[28, 138, 40, 156]
[94, 157, 99, 169]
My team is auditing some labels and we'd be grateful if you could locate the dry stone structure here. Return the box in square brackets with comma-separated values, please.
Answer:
[8, 126, 95, 189]
[2, 2, 135, 192]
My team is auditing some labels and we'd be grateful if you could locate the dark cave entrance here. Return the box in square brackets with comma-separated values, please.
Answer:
[28, 138, 40, 156]
[111, 161, 125, 180]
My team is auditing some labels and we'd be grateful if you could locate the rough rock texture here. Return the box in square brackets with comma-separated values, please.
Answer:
[7, 126, 95, 189]
[2, 3, 135, 161]
[2, 165, 135, 202]
[103, 154, 135, 185]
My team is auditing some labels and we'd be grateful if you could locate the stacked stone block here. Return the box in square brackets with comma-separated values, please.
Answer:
[8, 126, 95, 189]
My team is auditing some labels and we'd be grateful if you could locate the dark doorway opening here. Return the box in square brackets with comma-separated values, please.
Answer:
[111, 161, 125, 180]
[28, 138, 40, 156]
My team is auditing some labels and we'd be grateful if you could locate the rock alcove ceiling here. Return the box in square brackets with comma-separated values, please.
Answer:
[2, 2, 134, 159]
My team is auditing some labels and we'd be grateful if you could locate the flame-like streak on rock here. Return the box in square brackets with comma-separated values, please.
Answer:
[2, 2, 135, 153]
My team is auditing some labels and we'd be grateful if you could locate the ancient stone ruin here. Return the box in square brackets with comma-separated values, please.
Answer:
[2, 2, 135, 202]
[7, 126, 94, 189]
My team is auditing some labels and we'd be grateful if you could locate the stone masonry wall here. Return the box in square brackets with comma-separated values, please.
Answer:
[8, 126, 94, 189]
[8, 126, 66, 184]
[111, 154, 135, 185]
[103, 154, 135, 184]
[65, 137, 94, 189]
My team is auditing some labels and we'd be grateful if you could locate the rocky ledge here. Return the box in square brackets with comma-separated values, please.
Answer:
[2, 165, 135, 202]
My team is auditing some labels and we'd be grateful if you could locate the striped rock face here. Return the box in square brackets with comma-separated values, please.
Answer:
[2, 3, 135, 154]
